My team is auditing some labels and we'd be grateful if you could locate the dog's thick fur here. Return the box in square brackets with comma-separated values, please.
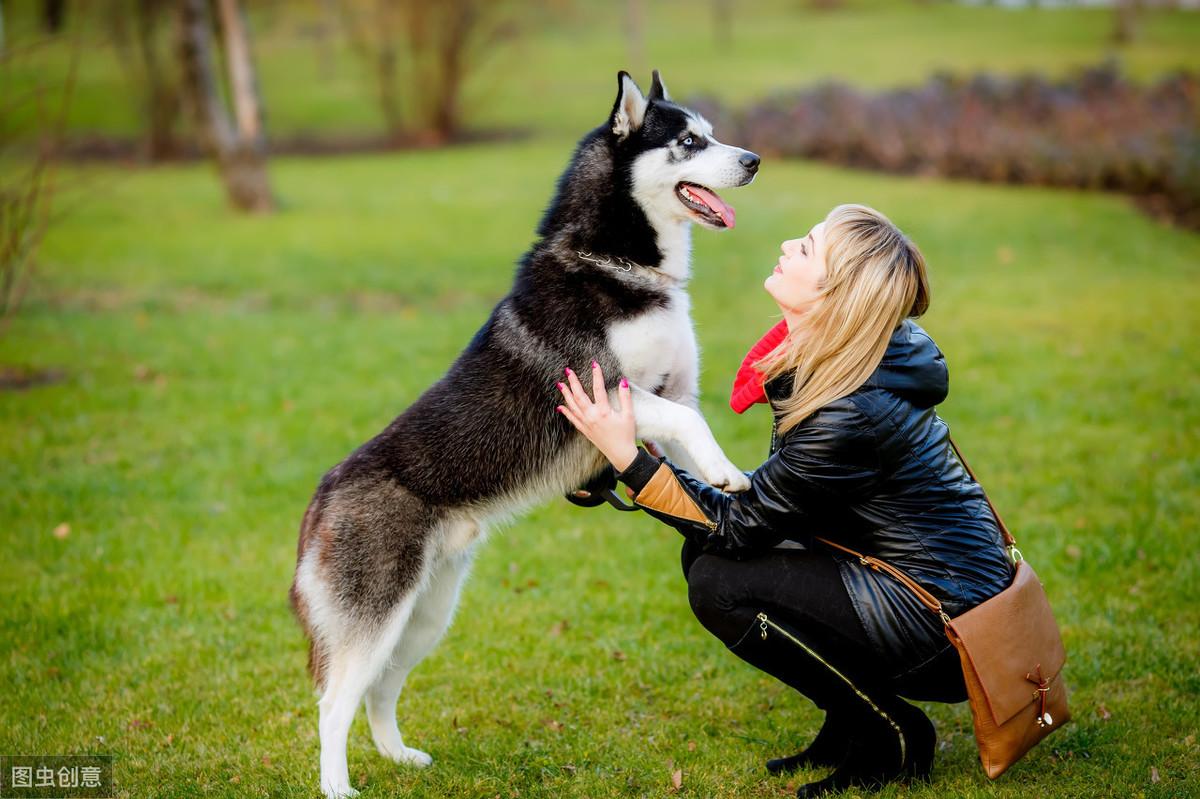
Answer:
[290, 71, 759, 798]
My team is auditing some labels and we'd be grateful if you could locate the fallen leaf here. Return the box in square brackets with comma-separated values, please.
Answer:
[261, 755, 271, 767]
[164, 595, 179, 605]
[687, 740, 697, 752]
[165, 734, 175, 746]
[549, 619, 569, 636]
[1151, 766, 1160, 783]
[229, 775, 240, 785]
[1065, 544, 1082, 560]
[670, 768, 682, 791]
[1184, 734, 1195, 747]
[562, 763, 576, 775]
[1097, 704, 1111, 720]
[612, 650, 627, 662]
[53, 522, 70, 540]
[541, 718, 564, 732]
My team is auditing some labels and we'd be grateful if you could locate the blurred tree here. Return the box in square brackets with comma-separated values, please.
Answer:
[108, 0, 184, 161]
[42, 0, 66, 33]
[177, 0, 275, 212]
[1113, 0, 1143, 45]
[341, 0, 523, 143]
[1, 31, 77, 331]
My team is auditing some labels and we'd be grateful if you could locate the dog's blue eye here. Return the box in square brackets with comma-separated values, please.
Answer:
[683, 137, 694, 147]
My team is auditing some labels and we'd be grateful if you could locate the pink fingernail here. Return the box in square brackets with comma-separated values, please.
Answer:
[556, 382, 565, 390]
[564, 367, 572, 376]
[592, 360, 598, 369]
[620, 377, 629, 388]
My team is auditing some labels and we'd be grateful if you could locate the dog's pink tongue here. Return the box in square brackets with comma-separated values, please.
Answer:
[688, 186, 736, 229]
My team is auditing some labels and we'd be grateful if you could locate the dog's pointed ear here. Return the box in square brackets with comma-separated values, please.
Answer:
[611, 71, 648, 139]
[648, 69, 670, 103]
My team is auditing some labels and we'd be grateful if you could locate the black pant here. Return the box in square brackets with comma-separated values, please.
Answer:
[682, 538, 966, 704]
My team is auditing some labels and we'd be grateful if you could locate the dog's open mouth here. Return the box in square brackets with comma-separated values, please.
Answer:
[676, 182, 736, 229]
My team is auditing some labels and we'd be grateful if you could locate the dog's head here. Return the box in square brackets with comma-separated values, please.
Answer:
[610, 70, 759, 231]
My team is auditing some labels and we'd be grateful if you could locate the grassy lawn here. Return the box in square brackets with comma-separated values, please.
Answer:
[3, 134, 1199, 798]
[3, 1, 1200, 797]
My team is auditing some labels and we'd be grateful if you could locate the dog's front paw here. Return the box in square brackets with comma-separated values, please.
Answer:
[700, 458, 751, 493]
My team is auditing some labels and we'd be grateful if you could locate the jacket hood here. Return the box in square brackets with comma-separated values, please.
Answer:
[759, 319, 949, 411]
[864, 319, 948, 408]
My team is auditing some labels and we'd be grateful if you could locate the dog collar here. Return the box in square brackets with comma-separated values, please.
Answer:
[576, 250, 642, 272]
[576, 250, 685, 287]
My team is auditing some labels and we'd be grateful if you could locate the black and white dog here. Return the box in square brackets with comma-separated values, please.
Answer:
[290, 71, 759, 798]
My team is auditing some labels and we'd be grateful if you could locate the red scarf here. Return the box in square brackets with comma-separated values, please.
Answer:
[729, 320, 789, 414]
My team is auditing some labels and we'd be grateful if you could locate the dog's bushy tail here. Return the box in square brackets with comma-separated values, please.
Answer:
[290, 485, 331, 691]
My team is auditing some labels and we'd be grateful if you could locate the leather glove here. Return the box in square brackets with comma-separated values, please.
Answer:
[564, 466, 640, 512]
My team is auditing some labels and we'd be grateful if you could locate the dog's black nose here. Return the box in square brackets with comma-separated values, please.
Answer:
[740, 151, 761, 172]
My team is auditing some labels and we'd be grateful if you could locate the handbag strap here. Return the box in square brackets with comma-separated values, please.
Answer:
[815, 536, 951, 624]
[947, 435, 1017, 549]
[813, 434, 1018, 627]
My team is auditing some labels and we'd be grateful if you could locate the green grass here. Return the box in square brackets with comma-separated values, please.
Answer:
[3, 2, 1200, 797]
[3, 137, 1199, 797]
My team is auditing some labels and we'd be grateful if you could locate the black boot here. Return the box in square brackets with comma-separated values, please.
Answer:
[794, 698, 935, 797]
[765, 712, 848, 773]
[729, 612, 936, 796]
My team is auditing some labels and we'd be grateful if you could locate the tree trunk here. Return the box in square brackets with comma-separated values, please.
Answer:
[135, 0, 182, 161]
[429, 0, 473, 142]
[1113, 0, 1141, 46]
[42, 0, 67, 33]
[177, 0, 275, 212]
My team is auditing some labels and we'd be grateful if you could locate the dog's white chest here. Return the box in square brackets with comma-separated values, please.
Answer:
[607, 292, 697, 394]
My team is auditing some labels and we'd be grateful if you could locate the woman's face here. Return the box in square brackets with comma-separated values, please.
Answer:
[765, 222, 827, 319]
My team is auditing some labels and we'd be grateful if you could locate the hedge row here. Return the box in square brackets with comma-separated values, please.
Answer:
[694, 64, 1199, 229]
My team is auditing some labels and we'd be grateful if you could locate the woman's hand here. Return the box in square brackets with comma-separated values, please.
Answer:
[556, 362, 638, 472]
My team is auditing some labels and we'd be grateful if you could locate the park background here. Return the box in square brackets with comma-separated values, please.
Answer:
[2, 1, 1198, 797]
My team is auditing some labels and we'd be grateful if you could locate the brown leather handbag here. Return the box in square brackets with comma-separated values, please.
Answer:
[817, 437, 1069, 779]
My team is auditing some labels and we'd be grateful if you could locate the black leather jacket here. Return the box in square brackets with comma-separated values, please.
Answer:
[620, 320, 1013, 680]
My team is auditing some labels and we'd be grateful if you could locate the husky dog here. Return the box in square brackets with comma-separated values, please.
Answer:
[290, 70, 759, 798]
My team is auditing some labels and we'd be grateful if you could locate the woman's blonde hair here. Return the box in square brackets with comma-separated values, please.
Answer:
[757, 203, 930, 435]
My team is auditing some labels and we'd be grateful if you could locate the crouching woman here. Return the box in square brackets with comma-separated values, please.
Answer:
[555, 204, 1013, 796]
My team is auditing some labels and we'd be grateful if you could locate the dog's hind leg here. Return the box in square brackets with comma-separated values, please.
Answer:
[318, 596, 418, 798]
[366, 548, 474, 768]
